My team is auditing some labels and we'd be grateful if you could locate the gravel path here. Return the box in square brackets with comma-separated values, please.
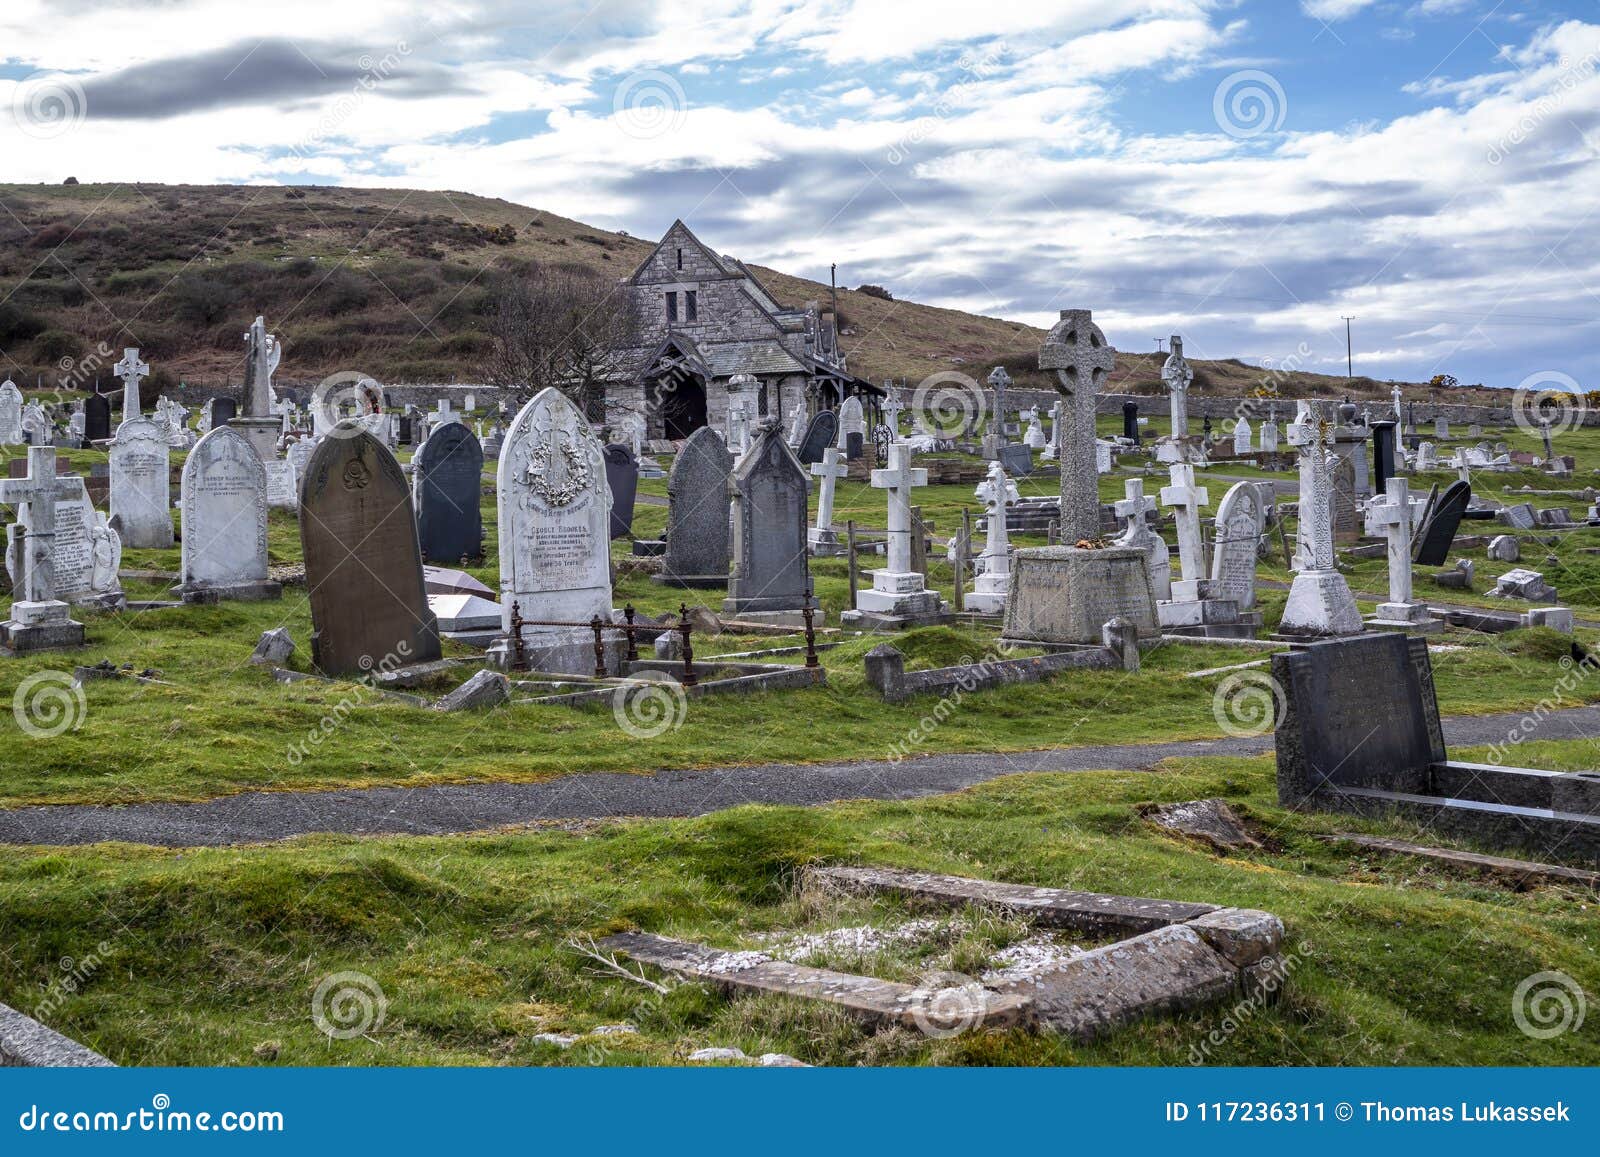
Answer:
[3, 705, 1596, 847]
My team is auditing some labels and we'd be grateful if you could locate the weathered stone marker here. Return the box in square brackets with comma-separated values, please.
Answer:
[176, 425, 280, 602]
[1040, 310, 1115, 543]
[414, 421, 485, 563]
[0, 447, 87, 651]
[724, 423, 814, 622]
[658, 425, 734, 586]
[302, 423, 441, 676]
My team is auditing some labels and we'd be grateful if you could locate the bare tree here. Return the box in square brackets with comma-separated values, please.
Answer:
[483, 262, 641, 418]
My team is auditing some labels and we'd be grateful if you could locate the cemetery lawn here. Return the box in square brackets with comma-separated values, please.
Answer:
[3, 746, 1596, 1067]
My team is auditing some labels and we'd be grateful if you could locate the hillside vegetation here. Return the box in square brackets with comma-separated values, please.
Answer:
[0, 182, 1445, 402]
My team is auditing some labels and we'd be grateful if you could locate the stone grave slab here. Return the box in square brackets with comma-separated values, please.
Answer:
[657, 426, 733, 587]
[796, 410, 838, 465]
[724, 424, 813, 621]
[177, 425, 279, 601]
[108, 417, 173, 549]
[1002, 545, 1158, 645]
[1411, 479, 1470, 566]
[602, 444, 639, 540]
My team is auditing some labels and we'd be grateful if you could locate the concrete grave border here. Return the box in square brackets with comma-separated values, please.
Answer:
[601, 866, 1284, 1043]
[0, 1002, 115, 1067]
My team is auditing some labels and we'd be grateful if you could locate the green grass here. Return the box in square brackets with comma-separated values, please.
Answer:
[2, 750, 1594, 1067]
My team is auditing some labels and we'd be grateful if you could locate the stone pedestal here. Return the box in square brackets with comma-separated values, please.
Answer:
[1278, 569, 1363, 638]
[1001, 545, 1158, 646]
[1157, 594, 1261, 639]
[1365, 601, 1443, 635]
[228, 415, 282, 464]
[806, 526, 841, 556]
[965, 572, 1010, 615]
[175, 578, 283, 603]
[0, 600, 85, 652]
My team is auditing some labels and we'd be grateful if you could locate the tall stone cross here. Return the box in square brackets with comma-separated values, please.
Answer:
[1363, 476, 1417, 610]
[242, 316, 280, 418]
[1041, 309, 1116, 542]
[114, 348, 149, 419]
[1287, 401, 1336, 571]
[976, 461, 1012, 579]
[881, 396, 904, 441]
[810, 447, 848, 543]
[1159, 463, 1209, 600]
[986, 367, 1010, 435]
[1162, 335, 1193, 438]
[0, 446, 72, 612]
[870, 442, 928, 576]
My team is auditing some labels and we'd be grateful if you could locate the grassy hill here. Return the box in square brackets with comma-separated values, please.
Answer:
[0, 182, 1448, 402]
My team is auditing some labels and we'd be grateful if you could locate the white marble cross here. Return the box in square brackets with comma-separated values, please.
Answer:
[1160, 463, 1209, 600]
[810, 448, 848, 543]
[881, 396, 904, 441]
[242, 317, 279, 418]
[870, 442, 928, 576]
[1162, 335, 1193, 438]
[114, 348, 149, 418]
[1113, 477, 1157, 533]
[0, 446, 73, 609]
[1363, 476, 1418, 609]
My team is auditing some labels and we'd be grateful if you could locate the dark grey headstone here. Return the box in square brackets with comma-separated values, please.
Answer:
[724, 425, 812, 614]
[1273, 633, 1436, 806]
[1371, 421, 1396, 492]
[83, 393, 110, 442]
[797, 411, 838, 464]
[999, 443, 1034, 476]
[414, 421, 484, 564]
[845, 431, 865, 460]
[1412, 479, 1471, 566]
[1122, 401, 1139, 443]
[603, 444, 639, 540]
[660, 425, 733, 584]
[208, 396, 237, 427]
[398, 414, 414, 445]
[300, 423, 441, 677]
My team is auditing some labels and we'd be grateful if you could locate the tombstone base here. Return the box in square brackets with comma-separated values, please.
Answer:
[806, 527, 842, 556]
[651, 573, 729, 589]
[631, 539, 666, 557]
[853, 577, 942, 617]
[1158, 597, 1260, 639]
[719, 607, 815, 630]
[0, 614, 86, 654]
[227, 415, 282, 464]
[1365, 602, 1441, 635]
[964, 573, 1010, 615]
[1002, 546, 1160, 646]
[1278, 568, 1363, 638]
[175, 579, 283, 604]
[66, 591, 127, 612]
[840, 606, 949, 631]
[491, 626, 627, 677]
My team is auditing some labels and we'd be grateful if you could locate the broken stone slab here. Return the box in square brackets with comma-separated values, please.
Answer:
[988, 924, 1238, 1042]
[811, 866, 1219, 936]
[1322, 834, 1600, 890]
[249, 627, 295, 666]
[1140, 798, 1262, 851]
[1186, 908, 1284, 968]
[598, 932, 1030, 1032]
[1487, 535, 1520, 562]
[434, 669, 511, 712]
[0, 1001, 115, 1067]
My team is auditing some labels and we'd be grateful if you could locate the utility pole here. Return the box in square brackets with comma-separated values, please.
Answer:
[830, 263, 839, 359]
[1342, 316, 1356, 377]
[1154, 338, 1166, 355]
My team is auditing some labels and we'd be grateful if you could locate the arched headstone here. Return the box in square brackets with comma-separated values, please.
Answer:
[177, 425, 278, 601]
[658, 426, 733, 586]
[414, 421, 485, 563]
[301, 424, 440, 675]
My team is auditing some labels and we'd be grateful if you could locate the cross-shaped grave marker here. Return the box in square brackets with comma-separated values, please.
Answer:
[113, 348, 149, 421]
[0, 446, 85, 647]
[1041, 309, 1116, 542]
[1159, 464, 1210, 602]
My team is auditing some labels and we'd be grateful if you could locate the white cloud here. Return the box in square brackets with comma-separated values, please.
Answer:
[1300, 0, 1380, 21]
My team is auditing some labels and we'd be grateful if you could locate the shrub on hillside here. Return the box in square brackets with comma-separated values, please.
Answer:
[855, 283, 894, 300]
[0, 303, 47, 346]
[169, 274, 239, 326]
[31, 329, 80, 364]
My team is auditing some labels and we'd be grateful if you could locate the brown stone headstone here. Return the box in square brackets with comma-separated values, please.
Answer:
[300, 422, 441, 677]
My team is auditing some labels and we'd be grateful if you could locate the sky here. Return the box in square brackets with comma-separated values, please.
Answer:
[2, 0, 1597, 389]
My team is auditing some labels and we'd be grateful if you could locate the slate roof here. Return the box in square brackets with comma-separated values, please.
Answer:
[707, 339, 809, 378]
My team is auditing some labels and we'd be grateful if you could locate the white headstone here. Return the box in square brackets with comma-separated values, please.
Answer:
[1363, 476, 1431, 626]
[108, 416, 174, 549]
[808, 447, 849, 554]
[497, 387, 612, 672]
[1209, 482, 1262, 611]
[854, 443, 940, 616]
[1232, 417, 1252, 456]
[1160, 464, 1210, 602]
[179, 425, 272, 595]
